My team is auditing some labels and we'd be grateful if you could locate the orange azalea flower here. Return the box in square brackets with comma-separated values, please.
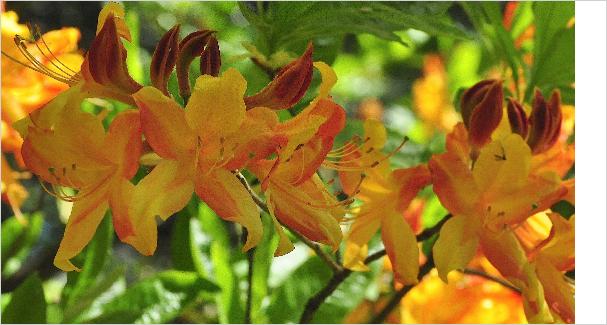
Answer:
[429, 122, 568, 322]
[243, 61, 347, 255]
[333, 119, 431, 285]
[131, 68, 277, 252]
[515, 212, 575, 323]
[1, 10, 83, 219]
[412, 54, 459, 136]
[17, 87, 145, 271]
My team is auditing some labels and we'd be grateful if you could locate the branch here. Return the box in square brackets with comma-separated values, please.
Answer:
[299, 214, 452, 323]
[462, 268, 522, 294]
[235, 172, 342, 273]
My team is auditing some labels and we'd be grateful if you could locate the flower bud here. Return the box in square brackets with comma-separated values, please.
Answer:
[81, 13, 142, 104]
[506, 97, 528, 138]
[200, 36, 221, 77]
[175, 30, 214, 102]
[460, 79, 504, 147]
[244, 43, 314, 110]
[527, 89, 562, 154]
[150, 25, 180, 96]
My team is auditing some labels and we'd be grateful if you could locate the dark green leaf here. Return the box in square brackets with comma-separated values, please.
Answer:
[87, 271, 218, 323]
[551, 200, 575, 220]
[2, 273, 46, 324]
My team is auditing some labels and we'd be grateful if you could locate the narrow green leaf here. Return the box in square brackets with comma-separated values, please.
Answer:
[199, 203, 245, 324]
[2, 273, 47, 324]
[250, 214, 275, 323]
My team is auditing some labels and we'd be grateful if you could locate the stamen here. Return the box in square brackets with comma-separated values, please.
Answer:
[1, 31, 79, 86]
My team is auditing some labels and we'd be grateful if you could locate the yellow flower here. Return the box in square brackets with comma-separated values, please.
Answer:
[18, 87, 145, 271]
[335, 119, 431, 285]
[429, 123, 568, 322]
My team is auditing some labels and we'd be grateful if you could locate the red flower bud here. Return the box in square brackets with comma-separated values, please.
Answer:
[200, 36, 221, 77]
[244, 43, 314, 110]
[506, 97, 528, 139]
[527, 89, 562, 154]
[80, 13, 142, 103]
[460, 79, 504, 147]
[175, 30, 214, 101]
[150, 25, 180, 96]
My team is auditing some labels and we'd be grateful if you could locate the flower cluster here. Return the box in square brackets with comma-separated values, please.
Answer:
[5, 3, 574, 323]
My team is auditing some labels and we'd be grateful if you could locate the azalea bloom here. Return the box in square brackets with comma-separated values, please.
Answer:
[230, 60, 346, 255]
[131, 68, 281, 252]
[333, 119, 431, 285]
[1, 10, 83, 220]
[17, 88, 145, 271]
[515, 211, 575, 323]
[429, 122, 568, 322]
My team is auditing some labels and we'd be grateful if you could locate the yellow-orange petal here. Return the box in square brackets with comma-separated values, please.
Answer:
[185, 68, 247, 140]
[103, 110, 142, 179]
[428, 151, 478, 216]
[344, 209, 381, 271]
[473, 134, 531, 195]
[194, 168, 262, 251]
[266, 192, 295, 256]
[54, 183, 110, 271]
[109, 179, 157, 256]
[381, 212, 420, 285]
[433, 215, 480, 282]
[535, 256, 575, 323]
[130, 159, 194, 222]
[133, 86, 196, 159]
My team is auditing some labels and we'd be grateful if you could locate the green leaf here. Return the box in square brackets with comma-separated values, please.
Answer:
[87, 271, 218, 324]
[249, 214, 275, 323]
[198, 203, 245, 324]
[60, 214, 113, 316]
[2, 273, 47, 324]
[527, 2, 574, 98]
[243, 2, 467, 54]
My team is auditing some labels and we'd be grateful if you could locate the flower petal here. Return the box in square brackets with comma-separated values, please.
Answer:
[433, 215, 480, 282]
[103, 110, 142, 178]
[133, 86, 197, 160]
[473, 134, 531, 195]
[429, 151, 478, 216]
[109, 179, 158, 256]
[535, 256, 575, 323]
[54, 184, 110, 271]
[344, 209, 381, 271]
[381, 212, 420, 285]
[194, 168, 262, 251]
[185, 68, 247, 139]
[130, 159, 194, 222]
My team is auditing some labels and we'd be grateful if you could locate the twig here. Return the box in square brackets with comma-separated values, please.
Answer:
[235, 172, 342, 273]
[299, 215, 452, 323]
[462, 268, 522, 294]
